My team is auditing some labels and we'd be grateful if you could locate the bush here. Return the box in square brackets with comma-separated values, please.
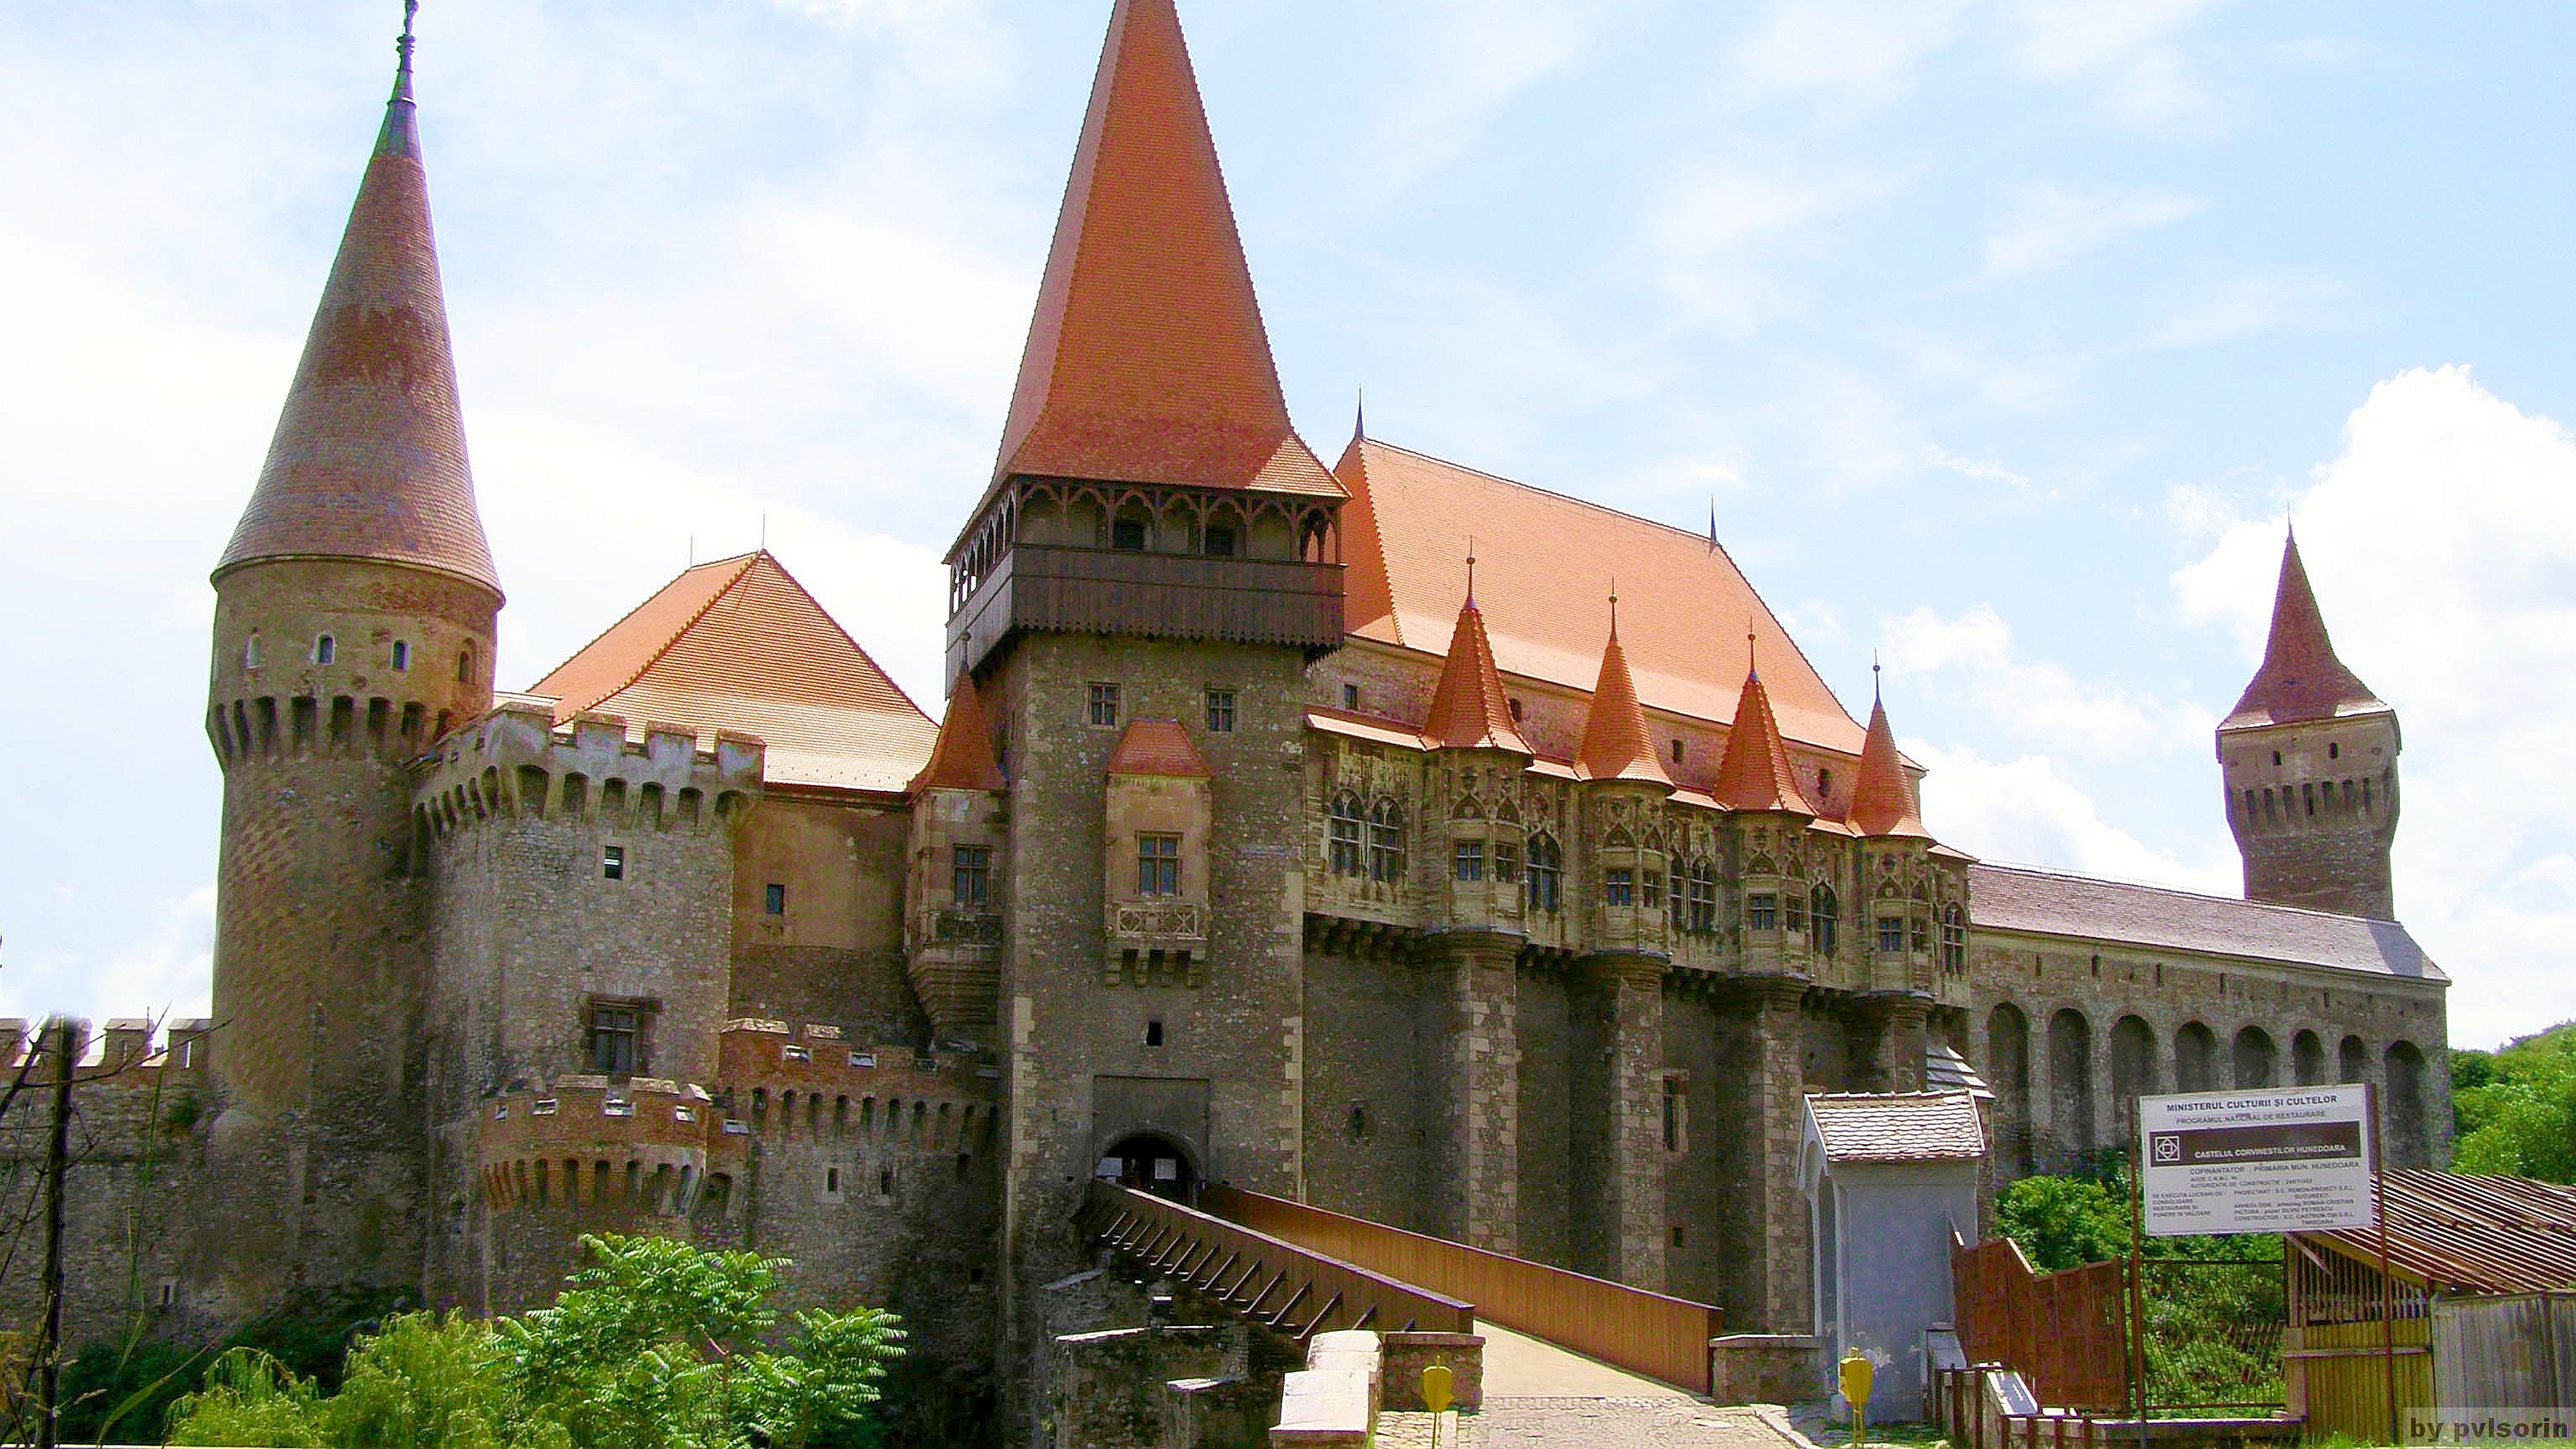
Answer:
[2451, 1029, 2576, 1183]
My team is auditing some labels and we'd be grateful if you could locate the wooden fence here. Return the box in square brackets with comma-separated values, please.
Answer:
[2285, 1237, 2432, 1442]
[1206, 1186, 1723, 1394]
[1952, 1236, 2131, 1412]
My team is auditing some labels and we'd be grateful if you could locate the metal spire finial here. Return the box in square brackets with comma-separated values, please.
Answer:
[1872, 650, 1882, 703]
[396, 0, 420, 99]
[1608, 582, 1619, 636]
[1463, 538, 1475, 607]
[1354, 388, 1366, 442]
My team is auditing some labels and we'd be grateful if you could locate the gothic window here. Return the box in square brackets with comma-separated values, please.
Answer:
[1494, 841, 1520, 882]
[1205, 688, 1236, 733]
[951, 846, 990, 907]
[1526, 833, 1562, 912]
[1327, 793, 1364, 877]
[1942, 903, 1968, 971]
[1747, 892, 1777, 931]
[1367, 799, 1406, 883]
[1811, 884, 1839, 953]
[1138, 833, 1181, 895]
[391, 640, 410, 671]
[1087, 683, 1120, 727]
[1785, 888, 1807, 932]
[1911, 914, 1931, 954]
[1877, 915, 1905, 953]
[1605, 868, 1635, 906]
[1453, 840, 1484, 882]
[1670, 876, 1688, 931]
[1642, 870, 1663, 909]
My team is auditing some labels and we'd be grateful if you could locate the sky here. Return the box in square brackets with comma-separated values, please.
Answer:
[1, 1, 2570, 1051]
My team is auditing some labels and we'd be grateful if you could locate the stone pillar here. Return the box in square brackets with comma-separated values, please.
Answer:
[1743, 976, 1811, 1334]
[1571, 954, 1668, 1289]
[1851, 993, 1931, 1094]
[1431, 931, 1521, 1254]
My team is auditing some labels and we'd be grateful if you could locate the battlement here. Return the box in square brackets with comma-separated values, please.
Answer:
[716, 1020, 999, 1152]
[0, 1017, 214, 1085]
[414, 699, 763, 842]
[474, 1074, 722, 1217]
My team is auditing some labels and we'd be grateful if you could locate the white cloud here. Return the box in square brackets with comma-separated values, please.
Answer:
[1358, 0, 1628, 190]
[1908, 739, 2235, 892]
[2, 887, 216, 1025]
[1881, 603, 2210, 757]
[1724, 0, 1979, 115]
[1977, 184, 2206, 281]
[1641, 165, 1907, 336]
[1995, 0, 2225, 130]
[1925, 445, 2035, 491]
[2136, 273, 2346, 351]
[2171, 366, 2576, 1048]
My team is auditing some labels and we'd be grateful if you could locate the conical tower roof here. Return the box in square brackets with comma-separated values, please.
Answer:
[1420, 571, 1530, 754]
[2222, 531, 2387, 730]
[912, 670, 1007, 793]
[1575, 608, 1672, 786]
[215, 17, 499, 597]
[987, 0, 1338, 502]
[1846, 686, 1929, 838]
[1709, 666, 1812, 814]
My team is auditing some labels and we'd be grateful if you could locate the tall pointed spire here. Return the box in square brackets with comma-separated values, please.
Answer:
[991, 0, 1338, 499]
[1847, 673, 1928, 838]
[911, 670, 1008, 793]
[1421, 560, 1530, 754]
[1708, 666, 1812, 814]
[1575, 597, 1671, 785]
[216, 5, 499, 596]
[2221, 529, 2384, 730]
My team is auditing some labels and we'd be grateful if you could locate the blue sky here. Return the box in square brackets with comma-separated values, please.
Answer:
[2, 1, 2570, 1049]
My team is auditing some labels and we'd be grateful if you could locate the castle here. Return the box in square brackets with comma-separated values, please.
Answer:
[2, 1, 2448, 1439]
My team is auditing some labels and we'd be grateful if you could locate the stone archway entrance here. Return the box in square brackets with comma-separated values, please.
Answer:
[1099, 1132, 1197, 1202]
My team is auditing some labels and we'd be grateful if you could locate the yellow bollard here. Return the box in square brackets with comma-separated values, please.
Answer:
[1839, 1350, 1875, 1447]
[1423, 1363, 1455, 1447]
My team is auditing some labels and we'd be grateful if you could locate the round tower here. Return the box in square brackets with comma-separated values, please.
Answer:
[199, 10, 501, 1314]
[2216, 530, 2400, 920]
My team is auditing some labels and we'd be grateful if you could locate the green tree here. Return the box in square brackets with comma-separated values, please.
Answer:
[2452, 1037, 2576, 1182]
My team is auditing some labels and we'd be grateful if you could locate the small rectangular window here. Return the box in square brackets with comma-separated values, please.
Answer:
[1206, 688, 1236, 733]
[588, 1005, 642, 1075]
[602, 845, 625, 881]
[1088, 683, 1120, 727]
[1111, 518, 1148, 551]
[1493, 842, 1520, 882]
[1747, 892, 1777, 931]
[764, 882, 787, 915]
[1342, 683, 1361, 710]
[314, 634, 336, 665]
[1203, 524, 1236, 557]
[952, 846, 991, 907]
[1605, 867, 1634, 906]
[1138, 833, 1181, 896]
[1662, 1078, 1681, 1151]
[1670, 739, 1684, 764]
[1878, 916, 1905, 953]
[391, 640, 410, 671]
[1453, 840, 1484, 882]
[1785, 892, 1806, 932]
[1643, 870, 1663, 908]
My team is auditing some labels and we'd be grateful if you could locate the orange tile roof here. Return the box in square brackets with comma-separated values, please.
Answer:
[1421, 587, 1531, 754]
[983, 0, 1338, 510]
[1847, 690, 1930, 838]
[910, 670, 1006, 793]
[1708, 669, 1812, 814]
[1334, 438, 1861, 754]
[216, 43, 498, 597]
[2222, 530, 2388, 731]
[1574, 621, 1673, 786]
[531, 552, 937, 793]
[1106, 718, 1211, 779]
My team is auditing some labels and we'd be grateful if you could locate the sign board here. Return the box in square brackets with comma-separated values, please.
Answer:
[2140, 1085, 2376, 1236]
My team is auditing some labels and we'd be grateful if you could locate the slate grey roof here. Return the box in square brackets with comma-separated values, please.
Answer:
[1807, 1091, 1987, 1164]
[1967, 863, 2445, 983]
[1925, 1042, 1993, 1100]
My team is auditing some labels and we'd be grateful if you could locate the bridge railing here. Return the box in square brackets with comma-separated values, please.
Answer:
[1081, 1181, 1475, 1342]
[1207, 1186, 1725, 1394]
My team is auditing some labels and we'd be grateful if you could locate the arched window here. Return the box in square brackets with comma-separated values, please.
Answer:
[391, 640, 410, 671]
[1941, 903, 1967, 970]
[314, 633, 336, 665]
[243, 633, 262, 670]
[1327, 792, 1364, 877]
[1366, 798, 1406, 883]
[1526, 833, 1561, 913]
[456, 644, 476, 684]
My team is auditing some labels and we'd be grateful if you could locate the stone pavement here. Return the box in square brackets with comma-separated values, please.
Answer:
[1373, 1322, 1816, 1448]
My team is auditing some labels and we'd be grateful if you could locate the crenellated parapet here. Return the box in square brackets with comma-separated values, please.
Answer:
[412, 698, 762, 842]
[473, 1074, 720, 1217]
[0, 1019, 214, 1171]
[716, 1020, 998, 1157]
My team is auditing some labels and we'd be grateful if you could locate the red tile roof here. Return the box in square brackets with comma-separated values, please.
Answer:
[1847, 691, 1930, 838]
[986, 0, 1338, 506]
[1574, 620, 1672, 785]
[216, 45, 498, 596]
[1807, 1091, 1987, 1164]
[1334, 438, 1861, 754]
[2223, 531, 2387, 731]
[1967, 863, 2443, 976]
[531, 552, 937, 793]
[1421, 586, 1531, 754]
[1106, 718, 1212, 779]
[910, 670, 1006, 793]
[1708, 669, 1812, 813]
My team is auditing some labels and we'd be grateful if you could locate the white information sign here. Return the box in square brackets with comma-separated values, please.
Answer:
[2140, 1084, 2377, 1236]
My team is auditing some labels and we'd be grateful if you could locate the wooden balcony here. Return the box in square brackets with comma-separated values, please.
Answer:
[947, 542, 1343, 675]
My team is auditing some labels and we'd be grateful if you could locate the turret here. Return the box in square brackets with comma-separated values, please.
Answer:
[2217, 531, 2399, 919]
[1573, 598, 1675, 957]
[1423, 562, 1533, 931]
[906, 671, 1009, 1042]
[199, 7, 499, 1314]
[1708, 647, 1812, 980]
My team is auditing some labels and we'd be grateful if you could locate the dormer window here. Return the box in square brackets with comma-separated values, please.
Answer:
[391, 640, 410, 671]
[314, 634, 336, 665]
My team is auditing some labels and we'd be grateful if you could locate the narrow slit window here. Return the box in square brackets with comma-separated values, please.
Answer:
[391, 640, 410, 671]
[764, 882, 787, 915]
[602, 844, 625, 881]
[314, 633, 336, 665]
